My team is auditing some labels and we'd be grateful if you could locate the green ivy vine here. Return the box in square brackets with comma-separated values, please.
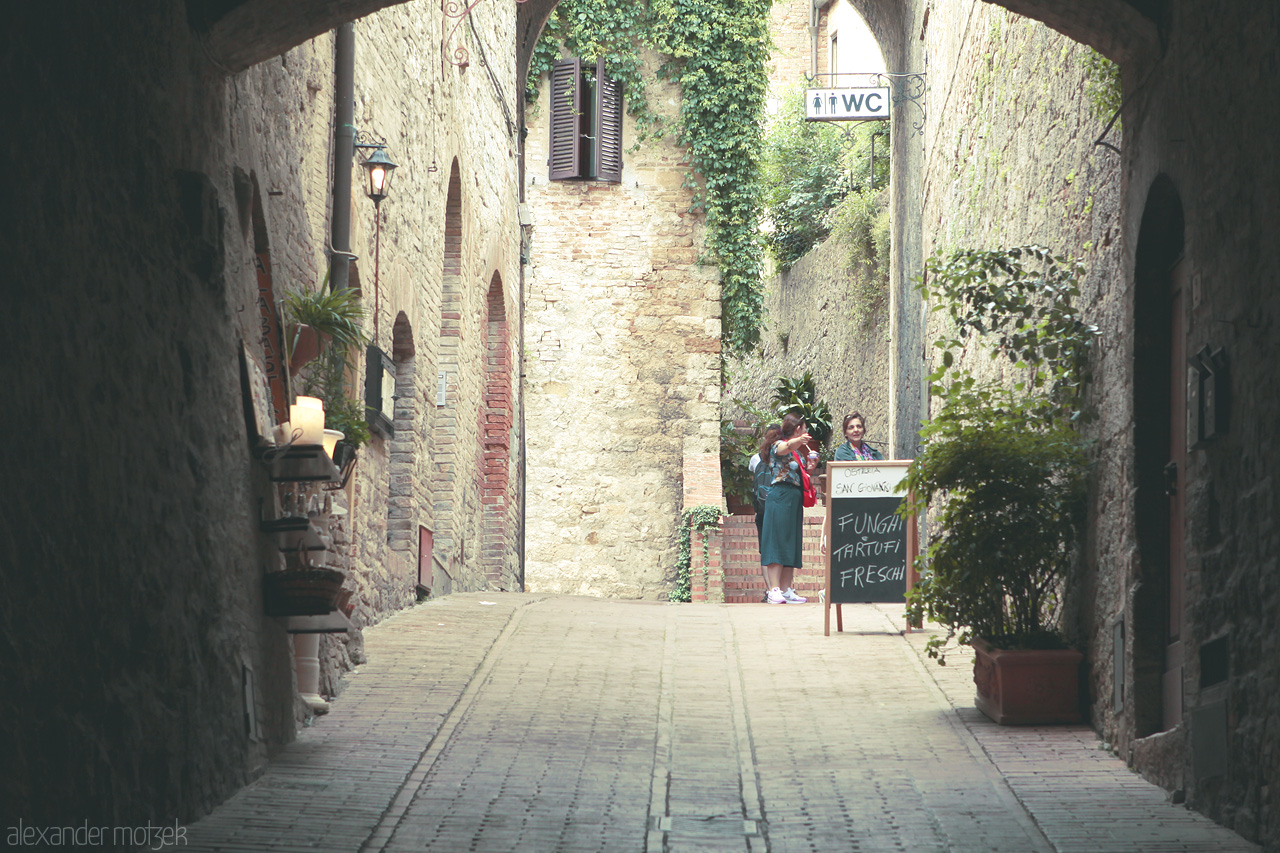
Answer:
[1079, 48, 1122, 128]
[668, 504, 724, 602]
[525, 0, 664, 144]
[525, 0, 772, 355]
[652, 0, 772, 354]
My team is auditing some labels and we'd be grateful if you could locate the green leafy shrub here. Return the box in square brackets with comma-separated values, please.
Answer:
[1079, 48, 1122, 126]
[761, 86, 890, 277]
[903, 246, 1099, 661]
[720, 398, 772, 501]
[829, 185, 890, 325]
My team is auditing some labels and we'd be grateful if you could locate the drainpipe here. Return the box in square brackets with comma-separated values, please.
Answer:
[331, 23, 356, 292]
[809, 1, 820, 79]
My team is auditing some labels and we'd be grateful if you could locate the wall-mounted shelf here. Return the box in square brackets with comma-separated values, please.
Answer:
[261, 516, 327, 553]
[284, 611, 355, 634]
[261, 445, 341, 483]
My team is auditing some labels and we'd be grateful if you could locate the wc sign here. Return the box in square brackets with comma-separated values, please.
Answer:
[805, 87, 891, 121]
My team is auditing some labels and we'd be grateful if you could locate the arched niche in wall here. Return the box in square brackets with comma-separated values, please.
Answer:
[432, 158, 465, 570]
[480, 271, 513, 588]
[1131, 173, 1186, 739]
[242, 170, 290, 427]
[387, 310, 417, 557]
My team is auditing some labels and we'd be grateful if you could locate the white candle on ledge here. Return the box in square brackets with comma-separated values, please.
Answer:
[290, 399, 325, 446]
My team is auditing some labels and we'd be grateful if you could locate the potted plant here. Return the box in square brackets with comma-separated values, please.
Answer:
[281, 282, 369, 376]
[902, 246, 1099, 725]
[280, 282, 372, 458]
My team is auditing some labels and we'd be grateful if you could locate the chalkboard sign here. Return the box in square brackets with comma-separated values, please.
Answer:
[823, 461, 917, 635]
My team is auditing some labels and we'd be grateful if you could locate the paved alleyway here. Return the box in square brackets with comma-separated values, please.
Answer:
[184, 595, 1260, 852]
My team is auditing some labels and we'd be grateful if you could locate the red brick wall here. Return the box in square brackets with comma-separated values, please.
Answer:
[480, 273, 515, 588]
[693, 513, 827, 603]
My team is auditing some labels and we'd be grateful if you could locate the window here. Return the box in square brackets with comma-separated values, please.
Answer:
[548, 57, 622, 182]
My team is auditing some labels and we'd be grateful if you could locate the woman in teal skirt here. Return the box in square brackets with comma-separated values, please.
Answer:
[759, 412, 817, 604]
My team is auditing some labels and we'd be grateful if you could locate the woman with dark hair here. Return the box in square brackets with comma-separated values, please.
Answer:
[759, 412, 816, 604]
[834, 412, 884, 461]
[750, 423, 782, 546]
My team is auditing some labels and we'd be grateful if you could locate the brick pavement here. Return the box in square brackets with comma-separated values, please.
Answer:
[181, 594, 1261, 853]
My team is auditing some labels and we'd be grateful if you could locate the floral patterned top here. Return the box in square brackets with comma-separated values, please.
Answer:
[768, 442, 803, 488]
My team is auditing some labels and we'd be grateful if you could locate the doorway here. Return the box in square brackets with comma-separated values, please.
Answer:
[1132, 175, 1186, 737]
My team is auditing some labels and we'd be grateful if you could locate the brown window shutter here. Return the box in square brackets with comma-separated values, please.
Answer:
[594, 58, 623, 183]
[548, 58, 582, 180]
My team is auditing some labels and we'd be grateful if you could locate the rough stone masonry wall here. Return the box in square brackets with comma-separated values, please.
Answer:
[915, 0, 1125, 721]
[342, 1, 524, 614]
[523, 49, 722, 599]
[1115, 3, 1280, 844]
[724, 236, 893, 462]
[0, 0, 523, 831]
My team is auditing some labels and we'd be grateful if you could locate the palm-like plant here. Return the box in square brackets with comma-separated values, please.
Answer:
[281, 283, 373, 447]
[770, 371, 833, 447]
[281, 285, 369, 372]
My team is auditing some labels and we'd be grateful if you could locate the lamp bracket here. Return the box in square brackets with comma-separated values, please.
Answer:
[352, 130, 389, 154]
[443, 0, 530, 68]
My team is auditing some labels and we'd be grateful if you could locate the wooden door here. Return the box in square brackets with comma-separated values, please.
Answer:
[1161, 261, 1187, 731]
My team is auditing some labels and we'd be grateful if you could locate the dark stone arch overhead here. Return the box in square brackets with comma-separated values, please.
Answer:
[977, 0, 1160, 63]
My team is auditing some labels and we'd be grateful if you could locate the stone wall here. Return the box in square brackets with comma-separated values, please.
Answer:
[724, 235, 893, 459]
[915, 1, 1128, 718]
[1111, 3, 1280, 844]
[522, 49, 722, 599]
[0, 0, 523, 831]
[341, 1, 524, 613]
[911, 0, 1280, 846]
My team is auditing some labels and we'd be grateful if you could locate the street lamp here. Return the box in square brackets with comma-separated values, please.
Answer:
[352, 137, 399, 436]
[351, 140, 398, 345]
[361, 146, 397, 206]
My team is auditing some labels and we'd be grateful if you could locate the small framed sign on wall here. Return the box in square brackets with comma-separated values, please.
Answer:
[365, 344, 396, 438]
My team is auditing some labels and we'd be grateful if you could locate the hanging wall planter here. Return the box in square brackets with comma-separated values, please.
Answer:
[287, 324, 331, 375]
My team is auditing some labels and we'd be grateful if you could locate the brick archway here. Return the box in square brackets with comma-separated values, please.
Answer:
[480, 271, 514, 588]
[387, 311, 418, 558]
[433, 159, 465, 571]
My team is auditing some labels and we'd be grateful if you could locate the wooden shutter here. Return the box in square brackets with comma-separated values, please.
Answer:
[548, 58, 581, 180]
[594, 58, 623, 183]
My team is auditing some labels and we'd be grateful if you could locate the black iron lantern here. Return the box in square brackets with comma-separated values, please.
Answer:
[361, 147, 397, 205]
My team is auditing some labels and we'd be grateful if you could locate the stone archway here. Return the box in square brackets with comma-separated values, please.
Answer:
[388, 311, 418, 559]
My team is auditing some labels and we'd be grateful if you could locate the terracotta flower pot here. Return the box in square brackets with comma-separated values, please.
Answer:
[971, 637, 1083, 725]
[288, 324, 331, 375]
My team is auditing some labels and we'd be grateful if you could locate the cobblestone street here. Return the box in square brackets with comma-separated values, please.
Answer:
[183, 595, 1260, 852]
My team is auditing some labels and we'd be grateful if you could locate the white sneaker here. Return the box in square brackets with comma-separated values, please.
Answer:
[766, 587, 786, 604]
[782, 587, 807, 603]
